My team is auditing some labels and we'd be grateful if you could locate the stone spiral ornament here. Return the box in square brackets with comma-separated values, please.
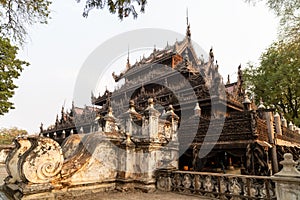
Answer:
[5, 137, 33, 183]
[20, 136, 64, 184]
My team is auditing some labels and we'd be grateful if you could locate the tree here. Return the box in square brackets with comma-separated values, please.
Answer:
[77, 0, 147, 20]
[0, 127, 28, 145]
[0, 0, 52, 45]
[244, 36, 300, 125]
[0, 0, 50, 114]
[246, 0, 300, 40]
[0, 37, 29, 115]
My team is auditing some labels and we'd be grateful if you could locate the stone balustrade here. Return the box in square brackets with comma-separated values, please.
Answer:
[157, 170, 276, 199]
[272, 153, 300, 200]
[157, 153, 300, 200]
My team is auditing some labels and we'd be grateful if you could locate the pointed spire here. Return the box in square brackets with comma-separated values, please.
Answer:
[209, 47, 214, 62]
[238, 64, 243, 82]
[40, 122, 43, 133]
[227, 74, 230, 84]
[55, 114, 59, 127]
[186, 8, 189, 26]
[186, 8, 191, 40]
[126, 45, 131, 69]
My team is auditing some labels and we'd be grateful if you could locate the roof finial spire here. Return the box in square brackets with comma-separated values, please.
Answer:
[186, 8, 191, 40]
[127, 45, 129, 60]
[186, 7, 189, 26]
[126, 45, 131, 69]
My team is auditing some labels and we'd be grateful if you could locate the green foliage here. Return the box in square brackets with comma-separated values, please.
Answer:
[244, 37, 300, 125]
[0, 37, 29, 115]
[78, 0, 147, 20]
[0, 0, 52, 45]
[0, 0, 48, 114]
[0, 127, 28, 145]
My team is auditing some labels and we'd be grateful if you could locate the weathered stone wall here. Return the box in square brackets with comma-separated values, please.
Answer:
[3, 99, 180, 199]
[61, 133, 119, 185]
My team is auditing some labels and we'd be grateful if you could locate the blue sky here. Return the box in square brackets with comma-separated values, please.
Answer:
[0, 0, 279, 133]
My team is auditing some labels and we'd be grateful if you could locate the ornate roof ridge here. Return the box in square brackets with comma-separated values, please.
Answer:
[112, 36, 203, 82]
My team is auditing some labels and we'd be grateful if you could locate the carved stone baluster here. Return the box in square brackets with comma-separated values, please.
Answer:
[193, 174, 201, 193]
[172, 173, 182, 192]
[182, 174, 192, 193]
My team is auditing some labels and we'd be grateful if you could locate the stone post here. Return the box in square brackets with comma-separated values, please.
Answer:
[265, 111, 279, 173]
[120, 100, 141, 137]
[144, 98, 160, 140]
[119, 134, 135, 180]
[161, 105, 179, 169]
[274, 113, 282, 135]
[104, 107, 117, 133]
[281, 117, 287, 127]
[289, 122, 294, 131]
[272, 153, 300, 200]
[243, 94, 251, 111]
[257, 99, 266, 119]
[163, 105, 179, 142]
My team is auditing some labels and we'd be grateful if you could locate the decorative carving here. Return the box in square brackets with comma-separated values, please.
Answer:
[245, 143, 270, 176]
[219, 177, 228, 193]
[204, 175, 213, 192]
[229, 178, 242, 197]
[6, 136, 63, 184]
[158, 171, 276, 199]
[5, 137, 32, 183]
[193, 175, 201, 190]
[182, 174, 192, 189]
[173, 173, 182, 189]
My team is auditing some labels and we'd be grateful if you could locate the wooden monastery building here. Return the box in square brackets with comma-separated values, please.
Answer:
[40, 22, 300, 176]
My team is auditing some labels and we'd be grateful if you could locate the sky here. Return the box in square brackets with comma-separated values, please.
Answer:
[0, 0, 279, 134]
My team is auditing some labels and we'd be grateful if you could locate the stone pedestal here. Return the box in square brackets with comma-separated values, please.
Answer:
[272, 153, 300, 200]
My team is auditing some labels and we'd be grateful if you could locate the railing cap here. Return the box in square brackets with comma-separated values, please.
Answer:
[274, 153, 300, 178]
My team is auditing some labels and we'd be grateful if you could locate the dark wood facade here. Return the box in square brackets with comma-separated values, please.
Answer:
[41, 25, 300, 176]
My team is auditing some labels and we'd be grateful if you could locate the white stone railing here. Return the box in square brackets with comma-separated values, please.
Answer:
[272, 153, 300, 200]
[157, 153, 300, 200]
[157, 170, 276, 199]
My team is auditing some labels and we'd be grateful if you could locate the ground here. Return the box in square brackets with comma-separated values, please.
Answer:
[56, 190, 213, 200]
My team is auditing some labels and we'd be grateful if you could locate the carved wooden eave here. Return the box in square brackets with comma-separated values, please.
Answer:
[92, 89, 112, 106]
[111, 36, 202, 83]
